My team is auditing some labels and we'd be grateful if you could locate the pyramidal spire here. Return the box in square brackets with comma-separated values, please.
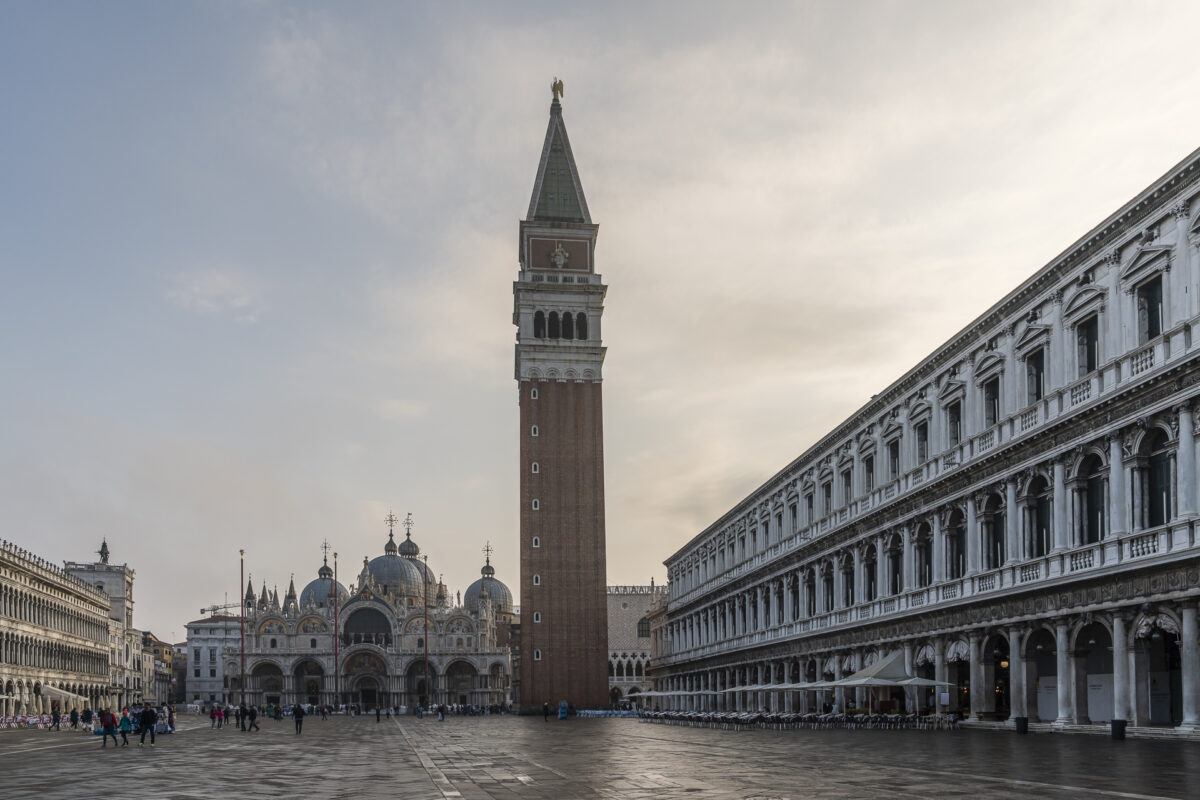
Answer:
[527, 80, 590, 224]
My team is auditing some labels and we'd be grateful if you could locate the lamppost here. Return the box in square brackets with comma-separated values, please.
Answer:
[333, 551, 340, 711]
[239, 549, 246, 707]
[423, 552, 431, 709]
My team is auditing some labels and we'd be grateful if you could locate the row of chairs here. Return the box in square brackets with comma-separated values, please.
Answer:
[637, 710, 961, 731]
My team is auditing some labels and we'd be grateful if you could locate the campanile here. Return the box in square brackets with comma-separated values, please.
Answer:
[514, 83, 609, 711]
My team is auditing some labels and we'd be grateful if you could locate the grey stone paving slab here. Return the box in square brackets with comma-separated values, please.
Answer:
[1, 713, 1196, 798]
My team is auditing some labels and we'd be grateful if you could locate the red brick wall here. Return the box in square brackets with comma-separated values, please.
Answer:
[518, 380, 610, 710]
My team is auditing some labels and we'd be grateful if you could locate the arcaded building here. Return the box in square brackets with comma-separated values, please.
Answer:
[655, 148, 1200, 731]
[607, 585, 665, 705]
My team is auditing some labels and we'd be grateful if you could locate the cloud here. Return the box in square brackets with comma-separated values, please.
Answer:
[165, 267, 260, 322]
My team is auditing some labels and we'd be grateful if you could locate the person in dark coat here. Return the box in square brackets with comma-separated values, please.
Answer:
[247, 705, 259, 732]
[293, 703, 305, 734]
[100, 709, 119, 748]
[139, 703, 158, 747]
[69, 708, 79, 729]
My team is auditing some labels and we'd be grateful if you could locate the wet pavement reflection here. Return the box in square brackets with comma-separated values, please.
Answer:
[0, 713, 1195, 799]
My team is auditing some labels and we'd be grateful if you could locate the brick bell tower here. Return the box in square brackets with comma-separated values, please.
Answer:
[514, 81, 609, 712]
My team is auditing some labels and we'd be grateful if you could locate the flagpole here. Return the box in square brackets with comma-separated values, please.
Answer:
[333, 552, 340, 712]
[239, 549, 245, 707]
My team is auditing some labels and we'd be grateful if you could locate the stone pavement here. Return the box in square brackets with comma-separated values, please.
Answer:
[1, 713, 1197, 799]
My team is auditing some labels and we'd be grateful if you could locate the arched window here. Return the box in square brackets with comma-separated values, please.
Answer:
[637, 617, 650, 638]
[548, 312, 560, 339]
[608, 660, 614, 676]
[269, 638, 277, 649]
[531, 462, 539, 474]
[533, 310, 546, 339]
[533, 612, 541, 623]
[532, 536, 540, 548]
[946, 510, 966, 580]
[914, 525, 933, 587]
[533, 574, 541, 586]
[576, 313, 587, 340]
[982, 493, 1005, 568]
[634, 660, 644, 677]
[1077, 454, 1106, 544]
[532, 499, 540, 510]
[1144, 429, 1173, 528]
[616, 661, 625, 678]
[310, 638, 317, 648]
[531, 425, 539, 437]
[530, 388, 539, 400]
[416, 638, 423, 648]
[562, 312, 574, 340]
[533, 649, 542, 661]
[1026, 476, 1052, 557]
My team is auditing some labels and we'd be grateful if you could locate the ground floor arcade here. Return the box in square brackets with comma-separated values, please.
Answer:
[654, 578, 1200, 730]
[227, 649, 510, 710]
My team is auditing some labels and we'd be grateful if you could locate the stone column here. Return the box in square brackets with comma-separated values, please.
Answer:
[1053, 459, 1068, 553]
[1178, 405, 1197, 519]
[875, 536, 887, 597]
[1054, 619, 1073, 725]
[932, 513, 945, 583]
[1109, 435, 1128, 538]
[1008, 628, 1026, 722]
[851, 548, 863, 605]
[1181, 604, 1200, 729]
[966, 494, 980, 575]
[902, 525, 914, 592]
[968, 632, 984, 719]
[1112, 613, 1129, 724]
[903, 642, 915, 713]
[1005, 479, 1019, 565]
[833, 657, 845, 712]
[934, 639, 947, 715]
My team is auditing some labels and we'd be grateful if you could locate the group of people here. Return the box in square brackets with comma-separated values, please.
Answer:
[205, 702, 331, 734]
[55, 704, 170, 748]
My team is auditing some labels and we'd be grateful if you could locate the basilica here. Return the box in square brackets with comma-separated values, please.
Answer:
[211, 518, 515, 711]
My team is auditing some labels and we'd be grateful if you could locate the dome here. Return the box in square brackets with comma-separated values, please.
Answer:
[464, 558, 513, 614]
[363, 552, 425, 599]
[299, 575, 348, 609]
[397, 530, 420, 557]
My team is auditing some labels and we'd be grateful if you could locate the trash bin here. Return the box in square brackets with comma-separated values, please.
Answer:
[1111, 719, 1126, 740]
[1014, 716, 1028, 734]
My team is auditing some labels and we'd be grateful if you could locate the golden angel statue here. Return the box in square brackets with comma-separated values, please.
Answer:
[551, 77, 564, 101]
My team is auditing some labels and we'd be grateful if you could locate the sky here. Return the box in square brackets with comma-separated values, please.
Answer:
[3, 1, 1200, 641]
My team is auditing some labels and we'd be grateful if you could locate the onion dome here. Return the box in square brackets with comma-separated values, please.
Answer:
[384, 531, 398, 555]
[397, 530, 420, 557]
[300, 556, 348, 609]
[465, 555, 513, 614]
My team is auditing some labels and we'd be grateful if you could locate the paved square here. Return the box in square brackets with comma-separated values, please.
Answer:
[1, 714, 1196, 799]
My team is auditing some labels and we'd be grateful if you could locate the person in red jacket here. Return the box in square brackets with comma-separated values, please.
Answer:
[100, 709, 119, 748]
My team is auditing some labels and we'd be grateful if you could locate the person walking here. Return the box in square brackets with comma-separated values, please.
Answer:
[139, 703, 158, 747]
[293, 702, 305, 735]
[100, 709, 119, 749]
[118, 709, 133, 747]
[247, 704, 259, 732]
[81, 707, 93, 734]
[376, 706, 381, 723]
[542, 702, 549, 722]
[216, 706, 224, 729]
[239, 703, 248, 731]
[69, 708, 79, 730]
[320, 705, 328, 720]
[210, 706, 217, 729]
[50, 709, 60, 731]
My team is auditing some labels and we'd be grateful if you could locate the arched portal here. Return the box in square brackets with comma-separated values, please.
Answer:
[445, 660, 477, 706]
[342, 651, 388, 710]
[251, 662, 285, 707]
[981, 633, 1010, 720]
[1073, 622, 1113, 723]
[406, 660, 432, 709]
[1134, 615, 1182, 726]
[1025, 628, 1057, 722]
[294, 659, 325, 707]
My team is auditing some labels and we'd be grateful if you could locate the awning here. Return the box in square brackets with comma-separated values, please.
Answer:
[38, 686, 87, 702]
[831, 650, 909, 687]
[896, 677, 956, 687]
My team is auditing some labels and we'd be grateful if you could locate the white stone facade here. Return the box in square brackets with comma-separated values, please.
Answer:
[656, 149, 1200, 730]
[183, 615, 240, 705]
[0, 539, 112, 715]
[607, 585, 664, 704]
[207, 536, 513, 711]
